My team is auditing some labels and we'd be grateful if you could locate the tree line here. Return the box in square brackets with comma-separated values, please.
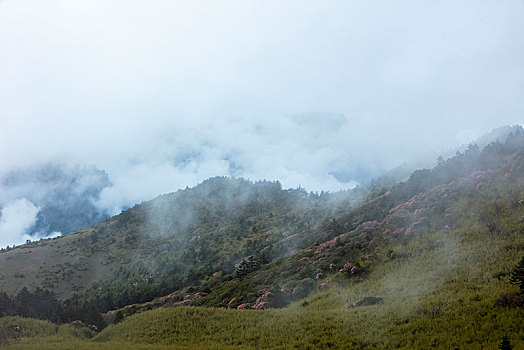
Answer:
[0, 287, 106, 330]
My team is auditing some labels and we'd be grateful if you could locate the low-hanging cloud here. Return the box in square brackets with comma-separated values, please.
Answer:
[0, 163, 111, 241]
[0, 198, 39, 248]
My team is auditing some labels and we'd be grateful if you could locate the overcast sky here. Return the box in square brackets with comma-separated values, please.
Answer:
[0, 0, 523, 245]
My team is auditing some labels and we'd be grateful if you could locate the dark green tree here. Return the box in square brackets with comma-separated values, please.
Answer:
[0, 291, 13, 317]
[509, 256, 524, 292]
[235, 255, 259, 277]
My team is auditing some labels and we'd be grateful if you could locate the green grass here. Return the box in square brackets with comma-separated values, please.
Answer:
[3, 220, 523, 349]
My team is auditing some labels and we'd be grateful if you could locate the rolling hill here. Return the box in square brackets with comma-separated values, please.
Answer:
[1, 126, 524, 348]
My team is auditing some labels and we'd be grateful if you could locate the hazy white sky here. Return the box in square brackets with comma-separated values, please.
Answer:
[0, 0, 523, 236]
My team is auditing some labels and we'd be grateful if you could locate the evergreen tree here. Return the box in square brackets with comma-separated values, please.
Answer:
[235, 255, 259, 277]
[509, 256, 524, 292]
[0, 291, 13, 317]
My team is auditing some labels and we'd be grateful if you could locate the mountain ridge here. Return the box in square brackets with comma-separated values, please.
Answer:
[0, 126, 524, 348]
[0, 126, 523, 348]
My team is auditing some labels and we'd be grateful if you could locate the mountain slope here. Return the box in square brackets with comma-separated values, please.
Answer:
[0, 127, 523, 347]
[0, 177, 354, 303]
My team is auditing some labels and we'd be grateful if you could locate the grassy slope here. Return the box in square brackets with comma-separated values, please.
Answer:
[0, 229, 115, 298]
[3, 214, 523, 348]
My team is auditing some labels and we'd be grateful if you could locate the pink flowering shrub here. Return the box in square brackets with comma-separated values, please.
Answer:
[173, 299, 192, 306]
[252, 301, 268, 310]
[338, 262, 354, 274]
[389, 195, 419, 214]
[227, 297, 237, 309]
[315, 233, 345, 255]
[361, 221, 377, 231]
[251, 289, 276, 310]
[393, 228, 405, 236]
[168, 291, 209, 308]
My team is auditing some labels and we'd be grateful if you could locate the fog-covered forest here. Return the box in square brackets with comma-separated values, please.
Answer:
[1, 1, 523, 348]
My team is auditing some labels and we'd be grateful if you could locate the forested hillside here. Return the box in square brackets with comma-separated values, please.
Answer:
[1, 127, 524, 348]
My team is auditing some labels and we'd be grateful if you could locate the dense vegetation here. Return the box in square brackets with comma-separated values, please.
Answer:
[0, 288, 105, 331]
[1, 126, 523, 348]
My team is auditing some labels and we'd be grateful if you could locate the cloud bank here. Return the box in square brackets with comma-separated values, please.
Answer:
[0, 198, 39, 248]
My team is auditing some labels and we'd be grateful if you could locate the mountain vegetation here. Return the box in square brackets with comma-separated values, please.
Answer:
[1, 126, 523, 348]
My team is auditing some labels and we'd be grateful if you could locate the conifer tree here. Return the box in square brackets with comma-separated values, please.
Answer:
[509, 256, 524, 292]
[235, 255, 259, 277]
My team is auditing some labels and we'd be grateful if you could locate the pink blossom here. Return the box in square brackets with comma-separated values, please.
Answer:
[227, 298, 237, 309]
[314, 233, 346, 254]
[260, 290, 271, 298]
[361, 221, 377, 230]
[173, 299, 192, 306]
[320, 283, 328, 289]
[389, 204, 403, 214]
[350, 266, 358, 274]
[237, 303, 250, 309]
[393, 228, 404, 236]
